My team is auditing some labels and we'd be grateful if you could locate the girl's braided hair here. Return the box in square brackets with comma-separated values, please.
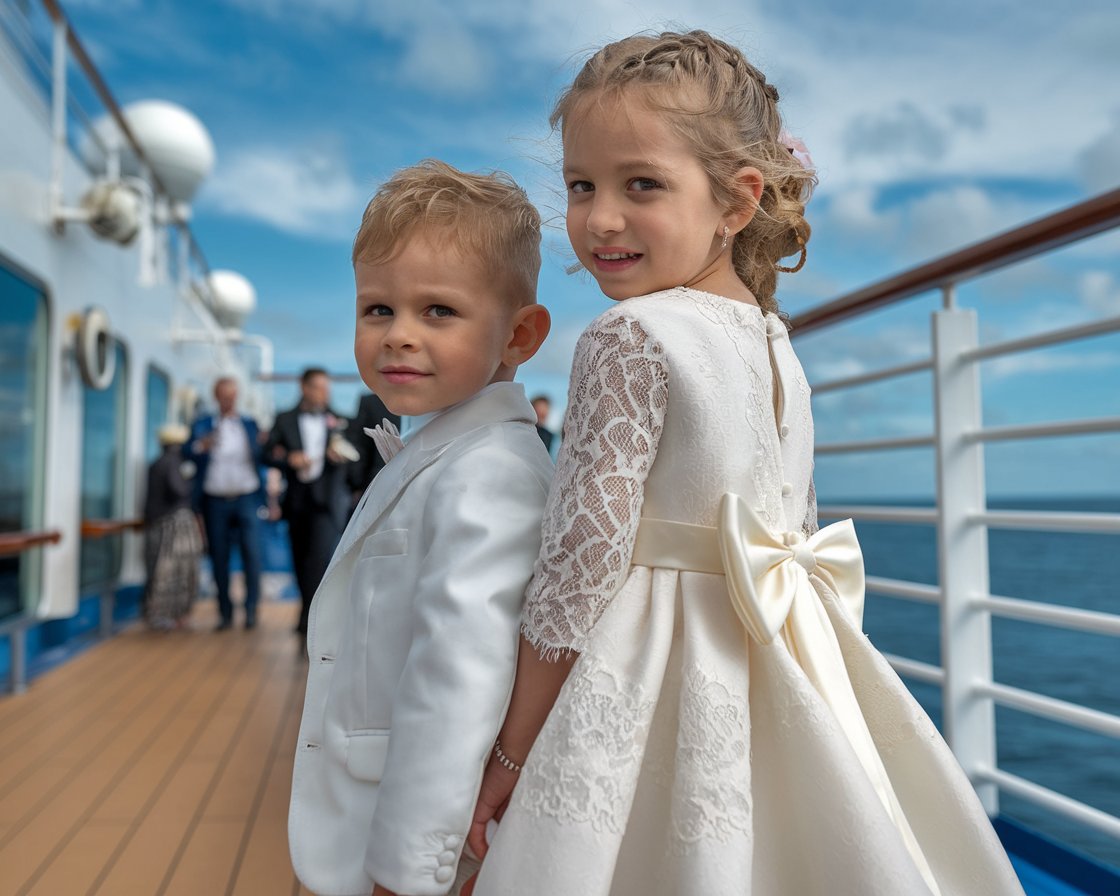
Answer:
[552, 31, 815, 314]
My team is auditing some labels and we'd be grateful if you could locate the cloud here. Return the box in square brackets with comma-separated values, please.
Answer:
[800, 320, 931, 388]
[1077, 271, 1120, 314]
[395, 25, 492, 96]
[827, 186, 889, 237]
[817, 183, 1052, 269]
[906, 186, 1008, 254]
[198, 145, 367, 240]
[986, 350, 1119, 380]
[1078, 113, 1120, 194]
[843, 103, 951, 163]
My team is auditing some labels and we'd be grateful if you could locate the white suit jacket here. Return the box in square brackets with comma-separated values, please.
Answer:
[288, 383, 553, 896]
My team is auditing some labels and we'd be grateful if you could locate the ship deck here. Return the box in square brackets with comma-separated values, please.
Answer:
[0, 598, 312, 896]
[0, 593, 1111, 896]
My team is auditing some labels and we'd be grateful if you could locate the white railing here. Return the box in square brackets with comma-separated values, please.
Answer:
[791, 188, 1120, 850]
[1, 0, 217, 297]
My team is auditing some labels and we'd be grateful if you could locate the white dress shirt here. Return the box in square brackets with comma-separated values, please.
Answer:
[297, 411, 329, 482]
[203, 416, 259, 497]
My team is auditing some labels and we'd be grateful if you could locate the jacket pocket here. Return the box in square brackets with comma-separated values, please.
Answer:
[358, 528, 408, 560]
[345, 729, 390, 782]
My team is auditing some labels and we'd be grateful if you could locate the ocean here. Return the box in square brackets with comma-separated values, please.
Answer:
[839, 495, 1120, 869]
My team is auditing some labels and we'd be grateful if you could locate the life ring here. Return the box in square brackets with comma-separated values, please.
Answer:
[77, 305, 116, 390]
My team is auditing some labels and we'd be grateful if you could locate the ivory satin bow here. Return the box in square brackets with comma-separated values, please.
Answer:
[717, 494, 865, 644]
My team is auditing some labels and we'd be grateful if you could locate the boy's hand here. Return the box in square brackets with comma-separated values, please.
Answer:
[466, 754, 521, 861]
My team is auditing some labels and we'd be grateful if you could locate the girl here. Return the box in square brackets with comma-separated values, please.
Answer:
[467, 31, 1024, 896]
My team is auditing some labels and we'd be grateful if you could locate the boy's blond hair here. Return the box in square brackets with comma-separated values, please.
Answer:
[353, 159, 542, 307]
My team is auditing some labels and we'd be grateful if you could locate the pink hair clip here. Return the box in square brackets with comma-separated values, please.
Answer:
[778, 129, 814, 171]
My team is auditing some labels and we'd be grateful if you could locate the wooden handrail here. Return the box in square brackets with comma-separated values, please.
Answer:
[80, 518, 144, 539]
[790, 187, 1120, 336]
[0, 530, 62, 558]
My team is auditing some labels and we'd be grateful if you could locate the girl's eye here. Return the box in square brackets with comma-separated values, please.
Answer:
[568, 180, 593, 194]
[428, 305, 456, 319]
[629, 177, 663, 192]
[365, 304, 392, 317]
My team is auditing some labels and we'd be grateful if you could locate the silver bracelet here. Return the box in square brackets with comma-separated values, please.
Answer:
[494, 740, 522, 773]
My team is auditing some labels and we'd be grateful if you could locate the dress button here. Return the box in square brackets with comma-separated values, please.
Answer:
[780, 424, 790, 438]
[438, 849, 457, 865]
[781, 482, 793, 497]
[443, 835, 460, 850]
[435, 865, 455, 884]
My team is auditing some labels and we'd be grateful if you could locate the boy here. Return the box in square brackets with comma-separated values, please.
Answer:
[288, 160, 552, 896]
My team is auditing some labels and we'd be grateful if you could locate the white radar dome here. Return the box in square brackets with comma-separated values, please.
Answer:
[85, 100, 215, 204]
[207, 270, 256, 329]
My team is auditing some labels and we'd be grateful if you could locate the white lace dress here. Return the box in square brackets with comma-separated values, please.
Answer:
[475, 288, 1023, 896]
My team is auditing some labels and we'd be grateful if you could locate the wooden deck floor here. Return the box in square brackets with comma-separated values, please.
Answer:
[0, 598, 315, 896]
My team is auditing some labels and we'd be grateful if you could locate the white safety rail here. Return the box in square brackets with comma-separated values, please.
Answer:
[0, 0, 216, 299]
[791, 188, 1120, 849]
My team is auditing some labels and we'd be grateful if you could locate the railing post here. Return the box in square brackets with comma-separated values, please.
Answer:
[10, 627, 28, 695]
[932, 302, 998, 814]
[100, 587, 115, 637]
[48, 16, 68, 230]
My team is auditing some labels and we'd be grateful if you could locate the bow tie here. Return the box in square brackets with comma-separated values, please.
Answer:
[364, 419, 404, 464]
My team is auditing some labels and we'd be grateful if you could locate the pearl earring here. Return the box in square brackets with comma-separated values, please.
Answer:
[721, 225, 730, 251]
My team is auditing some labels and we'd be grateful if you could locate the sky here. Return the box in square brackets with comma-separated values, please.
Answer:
[44, 0, 1120, 498]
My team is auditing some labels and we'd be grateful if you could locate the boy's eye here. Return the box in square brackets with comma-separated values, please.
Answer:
[568, 180, 593, 194]
[364, 304, 392, 317]
[628, 177, 663, 192]
[427, 305, 456, 319]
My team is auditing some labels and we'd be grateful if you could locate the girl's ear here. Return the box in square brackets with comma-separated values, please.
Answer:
[502, 304, 552, 367]
[723, 166, 765, 235]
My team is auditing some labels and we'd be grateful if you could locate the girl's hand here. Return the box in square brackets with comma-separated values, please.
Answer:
[466, 754, 521, 860]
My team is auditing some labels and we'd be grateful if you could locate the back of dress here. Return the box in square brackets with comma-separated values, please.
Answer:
[630, 288, 816, 537]
[521, 287, 816, 660]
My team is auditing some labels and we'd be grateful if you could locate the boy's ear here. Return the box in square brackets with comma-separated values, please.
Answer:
[502, 304, 551, 367]
[724, 165, 765, 234]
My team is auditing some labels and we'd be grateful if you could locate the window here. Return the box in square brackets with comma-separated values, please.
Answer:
[145, 365, 171, 463]
[79, 342, 129, 591]
[0, 260, 48, 620]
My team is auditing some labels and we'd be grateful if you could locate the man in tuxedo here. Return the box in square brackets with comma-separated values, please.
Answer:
[346, 391, 401, 506]
[531, 393, 555, 453]
[188, 377, 265, 630]
[265, 368, 353, 636]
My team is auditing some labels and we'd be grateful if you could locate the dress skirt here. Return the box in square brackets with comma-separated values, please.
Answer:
[143, 507, 203, 629]
[474, 566, 1024, 896]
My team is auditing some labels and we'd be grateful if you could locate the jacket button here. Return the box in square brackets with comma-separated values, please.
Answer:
[781, 482, 793, 497]
[438, 849, 456, 864]
[443, 835, 460, 850]
[435, 865, 455, 883]
[780, 424, 790, 438]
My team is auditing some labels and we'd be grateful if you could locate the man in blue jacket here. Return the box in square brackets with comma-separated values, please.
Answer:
[188, 376, 265, 630]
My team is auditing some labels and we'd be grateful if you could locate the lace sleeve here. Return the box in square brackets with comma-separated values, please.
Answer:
[521, 313, 669, 660]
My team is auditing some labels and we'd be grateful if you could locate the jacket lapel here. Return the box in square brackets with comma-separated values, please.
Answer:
[283, 410, 304, 451]
[322, 383, 535, 578]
